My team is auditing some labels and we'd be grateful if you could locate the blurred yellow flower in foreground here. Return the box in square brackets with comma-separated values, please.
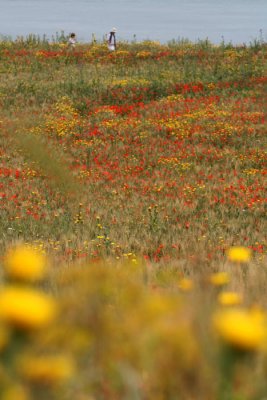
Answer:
[213, 308, 267, 351]
[218, 291, 243, 306]
[2, 385, 29, 400]
[178, 278, 194, 292]
[227, 246, 251, 263]
[17, 354, 75, 385]
[209, 272, 230, 286]
[0, 286, 57, 330]
[4, 245, 46, 282]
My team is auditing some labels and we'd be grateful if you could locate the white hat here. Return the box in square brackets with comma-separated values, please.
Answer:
[111, 27, 117, 33]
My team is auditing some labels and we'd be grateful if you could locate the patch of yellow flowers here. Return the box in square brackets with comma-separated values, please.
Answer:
[0, 244, 56, 330]
[0, 244, 74, 399]
[0, 243, 266, 399]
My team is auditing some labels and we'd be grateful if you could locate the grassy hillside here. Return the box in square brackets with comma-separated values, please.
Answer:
[0, 37, 266, 399]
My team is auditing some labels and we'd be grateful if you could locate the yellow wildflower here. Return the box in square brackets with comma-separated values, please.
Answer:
[218, 291, 243, 306]
[178, 278, 194, 292]
[0, 286, 57, 330]
[213, 308, 267, 351]
[4, 245, 46, 282]
[17, 354, 75, 385]
[227, 246, 251, 263]
[209, 272, 230, 286]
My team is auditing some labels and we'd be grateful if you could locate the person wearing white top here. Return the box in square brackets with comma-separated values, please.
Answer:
[68, 33, 77, 50]
[107, 28, 117, 51]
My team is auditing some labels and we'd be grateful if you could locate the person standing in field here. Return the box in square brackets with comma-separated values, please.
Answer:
[107, 28, 117, 51]
[68, 32, 77, 50]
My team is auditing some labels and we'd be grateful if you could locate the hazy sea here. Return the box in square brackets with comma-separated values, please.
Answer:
[0, 0, 266, 44]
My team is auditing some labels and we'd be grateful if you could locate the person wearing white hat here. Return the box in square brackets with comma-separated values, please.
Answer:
[68, 32, 77, 50]
[107, 28, 117, 51]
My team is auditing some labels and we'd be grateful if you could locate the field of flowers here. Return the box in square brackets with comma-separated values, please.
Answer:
[0, 36, 266, 399]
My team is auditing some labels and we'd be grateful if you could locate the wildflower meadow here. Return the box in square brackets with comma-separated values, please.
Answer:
[0, 35, 266, 399]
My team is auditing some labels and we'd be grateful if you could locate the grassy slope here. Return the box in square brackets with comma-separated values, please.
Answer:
[0, 39, 266, 267]
[0, 37, 267, 400]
